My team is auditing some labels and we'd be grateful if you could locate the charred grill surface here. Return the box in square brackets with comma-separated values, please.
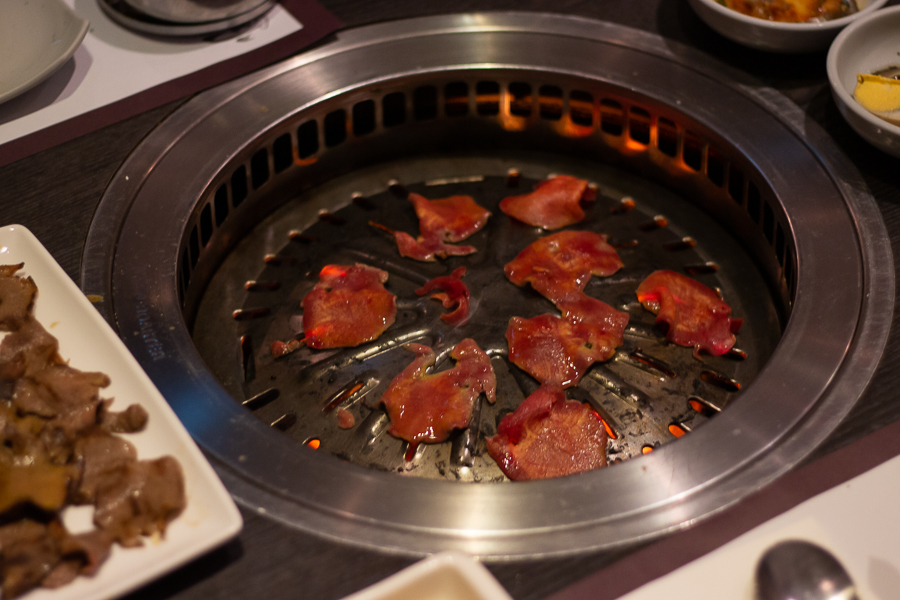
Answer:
[195, 161, 780, 481]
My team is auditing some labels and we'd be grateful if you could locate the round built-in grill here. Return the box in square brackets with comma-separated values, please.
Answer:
[82, 14, 893, 558]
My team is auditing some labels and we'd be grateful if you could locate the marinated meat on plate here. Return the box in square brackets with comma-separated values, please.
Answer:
[636, 270, 742, 359]
[0, 263, 185, 598]
[371, 192, 491, 261]
[0, 264, 37, 331]
[381, 339, 496, 453]
[487, 384, 608, 481]
[499, 175, 595, 230]
[504, 230, 623, 302]
[506, 295, 629, 388]
[0, 519, 112, 597]
[299, 263, 397, 349]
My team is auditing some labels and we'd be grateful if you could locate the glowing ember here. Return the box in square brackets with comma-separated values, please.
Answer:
[270, 338, 303, 358]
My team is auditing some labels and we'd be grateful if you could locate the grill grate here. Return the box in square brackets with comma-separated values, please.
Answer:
[203, 169, 778, 481]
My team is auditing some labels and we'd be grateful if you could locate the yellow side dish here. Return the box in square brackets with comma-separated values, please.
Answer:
[854, 73, 900, 126]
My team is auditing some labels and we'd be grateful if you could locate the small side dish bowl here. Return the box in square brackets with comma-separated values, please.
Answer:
[827, 4, 900, 158]
[0, 0, 89, 104]
[339, 552, 514, 600]
[687, 0, 888, 53]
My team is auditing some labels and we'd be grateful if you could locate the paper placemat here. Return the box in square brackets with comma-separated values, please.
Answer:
[615, 454, 900, 600]
[0, 0, 341, 168]
[548, 416, 900, 600]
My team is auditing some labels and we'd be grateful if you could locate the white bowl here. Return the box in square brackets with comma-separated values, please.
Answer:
[688, 0, 888, 53]
[827, 4, 900, 158]
[339, 552, 513, 600]
[0, 0, 89, 104]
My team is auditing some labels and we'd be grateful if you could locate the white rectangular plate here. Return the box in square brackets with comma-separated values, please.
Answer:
[0, 224, 243, 600]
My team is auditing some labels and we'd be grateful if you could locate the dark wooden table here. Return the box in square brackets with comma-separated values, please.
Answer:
[2, 1, 900, 598]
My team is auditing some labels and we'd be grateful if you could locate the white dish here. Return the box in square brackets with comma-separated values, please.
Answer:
[827, 4, 900, 158]
[339, 552, 514, 600]
[0, 0, 89, 104]
[687, 0, 888, 53]
[0, 224, 242, 600]
[122, 0, 271, 24]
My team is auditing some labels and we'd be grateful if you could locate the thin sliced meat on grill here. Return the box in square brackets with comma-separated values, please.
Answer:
[301, 264, 397, 349]
[411, 193, 491, 242]
[415, 267, 470, 326]
[504, 231, 623, 302]
[270, 338, 302, 358]
[636, 270, 742, 359]
[372, 193, 491, 261]
[381, 339, 496, 450]
[0, 265, 36, 332]
[500, 175, 595, 230]
[92, 456, 186, 547]
[486, 384, 608, 481]
[506, 295, 628, 388]
[388, 229, 475, 262]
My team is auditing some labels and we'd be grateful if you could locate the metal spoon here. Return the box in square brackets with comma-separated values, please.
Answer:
[756, 540, 859, 600]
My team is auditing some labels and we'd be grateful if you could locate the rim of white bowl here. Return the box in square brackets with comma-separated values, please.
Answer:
[695, 0, 889, 31]
[827, 4, 900, 137]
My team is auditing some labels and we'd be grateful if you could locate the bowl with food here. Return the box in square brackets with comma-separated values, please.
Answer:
[687, 0, 889, 53]
[827, 4, 900, 158]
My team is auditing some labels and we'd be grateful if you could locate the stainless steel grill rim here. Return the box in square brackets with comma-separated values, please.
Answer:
[82, 13, 894, 558]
